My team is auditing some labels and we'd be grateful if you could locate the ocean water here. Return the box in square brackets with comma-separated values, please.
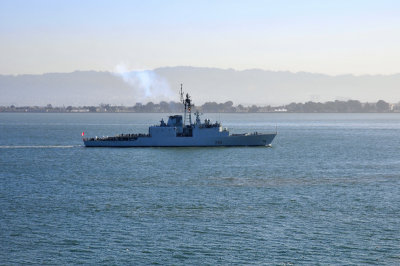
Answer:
[1, 113, 399, 264]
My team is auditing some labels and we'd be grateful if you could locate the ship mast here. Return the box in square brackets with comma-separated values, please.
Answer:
[180, 84, 192, 126]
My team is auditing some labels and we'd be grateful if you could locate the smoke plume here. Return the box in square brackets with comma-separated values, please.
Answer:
[114, 64, 174, 103]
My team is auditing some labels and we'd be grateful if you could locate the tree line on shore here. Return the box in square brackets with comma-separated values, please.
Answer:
[1, 99, 398, 113]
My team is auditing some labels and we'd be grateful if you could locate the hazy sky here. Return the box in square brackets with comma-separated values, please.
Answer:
[1, 0, 400, 75]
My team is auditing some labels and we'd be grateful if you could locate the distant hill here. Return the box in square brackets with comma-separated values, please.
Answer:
[1, 67, 399, 106]
[0, 71, 134, 106]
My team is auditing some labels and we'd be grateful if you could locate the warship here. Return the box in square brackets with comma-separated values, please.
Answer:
[83, 85, 277, 147]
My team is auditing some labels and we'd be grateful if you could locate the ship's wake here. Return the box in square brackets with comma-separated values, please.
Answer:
[0, 145, 75, 149]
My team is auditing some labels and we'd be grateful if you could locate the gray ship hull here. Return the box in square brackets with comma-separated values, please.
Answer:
[83, 133, 276, 147]
[83, 87, 277, 148]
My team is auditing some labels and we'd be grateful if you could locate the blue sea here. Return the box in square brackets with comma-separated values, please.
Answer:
[1, 113, 399, 264]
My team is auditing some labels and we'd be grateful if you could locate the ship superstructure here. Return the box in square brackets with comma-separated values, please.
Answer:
[83, 85, 277, 147]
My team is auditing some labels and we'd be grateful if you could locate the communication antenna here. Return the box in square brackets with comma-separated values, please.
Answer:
[179, 83, 192, 126]
[180, 84, 184, 104]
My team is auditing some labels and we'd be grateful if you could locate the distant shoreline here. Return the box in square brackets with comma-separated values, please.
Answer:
[1, 111, 399, 114]
[1, 99, 399, 113]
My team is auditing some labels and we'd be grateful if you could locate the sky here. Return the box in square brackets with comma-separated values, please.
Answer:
[1, 0, 400, 75]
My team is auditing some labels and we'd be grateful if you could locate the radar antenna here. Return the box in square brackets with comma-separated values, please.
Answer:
[194, 110, 203, 125]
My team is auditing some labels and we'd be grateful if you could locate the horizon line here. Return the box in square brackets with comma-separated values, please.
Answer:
[1, 65, 400, 78]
